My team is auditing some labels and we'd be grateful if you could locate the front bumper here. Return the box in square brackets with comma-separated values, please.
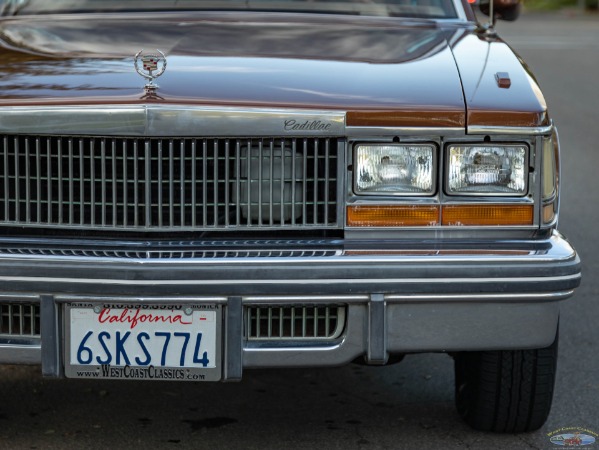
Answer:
[0, 231, 581, 380]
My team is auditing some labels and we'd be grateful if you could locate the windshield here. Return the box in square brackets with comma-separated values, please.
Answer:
[0, 0, 459, 19]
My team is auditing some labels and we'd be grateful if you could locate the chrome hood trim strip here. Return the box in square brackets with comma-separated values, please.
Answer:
[0, 106, 346, 137]
[0, 105, 553, 137]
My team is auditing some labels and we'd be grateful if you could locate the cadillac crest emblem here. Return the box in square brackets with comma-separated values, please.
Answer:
[134, 49, 167, 95]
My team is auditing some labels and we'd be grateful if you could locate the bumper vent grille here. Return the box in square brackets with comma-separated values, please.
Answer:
[0, 135, 339, 232]
[0, 303, 41, 338]
[245, 305, 345, 341]
[0, 247, 340, 259]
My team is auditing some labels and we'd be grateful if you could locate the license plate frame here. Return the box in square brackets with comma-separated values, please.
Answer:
[64, 302, 222, 381]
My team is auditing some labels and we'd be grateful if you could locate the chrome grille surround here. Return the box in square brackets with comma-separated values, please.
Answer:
[0, 135, 339, 231]
[245, 305, 346, 341]
[0, 302, 41, 339]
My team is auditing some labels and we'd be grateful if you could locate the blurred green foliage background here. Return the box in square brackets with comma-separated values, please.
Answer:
[524, 0, 598, 10]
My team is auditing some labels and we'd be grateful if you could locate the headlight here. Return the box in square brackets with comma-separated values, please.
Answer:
[447, 144, 527, 195]
[355, 144, 435, 195]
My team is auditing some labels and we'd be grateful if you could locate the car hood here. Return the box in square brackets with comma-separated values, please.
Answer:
[0, 12, 548, 128]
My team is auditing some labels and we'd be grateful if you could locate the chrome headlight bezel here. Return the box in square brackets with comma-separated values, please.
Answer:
[542, 128, 560, 226]
[353, 143, 437, 196]
[445, 143, 529, 197]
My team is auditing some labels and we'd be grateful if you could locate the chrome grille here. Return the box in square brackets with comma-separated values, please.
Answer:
[0, 136, 339, 231]
[0, 303, 41, 337]
[246, 305, 345, 341]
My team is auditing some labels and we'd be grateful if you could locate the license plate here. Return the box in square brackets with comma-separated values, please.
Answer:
[64, 303, 222, 381]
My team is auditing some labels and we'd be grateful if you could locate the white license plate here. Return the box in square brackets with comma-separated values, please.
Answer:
[64, 303, 221, 381]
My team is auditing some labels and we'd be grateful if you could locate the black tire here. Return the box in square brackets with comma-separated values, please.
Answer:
[454, 333, 558, 433]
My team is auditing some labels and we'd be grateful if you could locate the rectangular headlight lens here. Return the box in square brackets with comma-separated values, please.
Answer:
[355, 144, 435, 195]
[447, 144, 527, 196]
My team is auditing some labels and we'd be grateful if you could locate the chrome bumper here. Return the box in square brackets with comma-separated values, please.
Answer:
[0, 231, 581, 379]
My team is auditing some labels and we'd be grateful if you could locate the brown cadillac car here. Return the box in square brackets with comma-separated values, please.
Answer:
[0, 0, 581, 433]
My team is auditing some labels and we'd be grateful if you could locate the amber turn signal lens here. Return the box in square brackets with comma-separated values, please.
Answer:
[442, 204, 533, 226]
[543, 204, 556, 224]
[347, 205, 440, 227]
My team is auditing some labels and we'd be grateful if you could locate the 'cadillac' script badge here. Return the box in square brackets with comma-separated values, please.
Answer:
[134, 49, 167, 95]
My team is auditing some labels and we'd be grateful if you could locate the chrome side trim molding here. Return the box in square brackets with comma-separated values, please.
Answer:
[468, 124, 554, 136]
[386, 291, 575, 303]
[243, 291, 576, 304]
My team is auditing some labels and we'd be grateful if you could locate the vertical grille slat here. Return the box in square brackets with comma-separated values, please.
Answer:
[268, 139, 274, 226]
[212, 140, 218, 228]
[89, 139, 95, 226]
[68, 139, 75, 225]
[191, 140, 197, 228]
[267, 307, 272, 338]
[324, 139, 330, 225]
[3, 136, 8, 221]
[279, 140, 285, 226]
[179, 140, 185, 227]
[36, 138, 41, 223]
[168, 140, 174, 227]
[245, 139, 251, 227]
[111, 140, 117, 227]
[258, 140, 263, 226]
[224, 139, 230, 228]
[313, 139, 318, 225]
[79, 139, 84, 225]
[0, 136, 339, 231]
[47, 137, 52, 223]
[302, 139, 308, 226]
[133, 140, 139, 227]
[144, 140, 151, 228]
[235, 141, 241, 228]
[25, 139, 31, 223]
[291, 139, 297, 226]
[58, 138, 64, 224]
[100, 139, 106, 226]
[157, 140, 163, 228]
[14, 137, 20, 222]
[201, 139, 207, 228]
[7, 304, 12, 335]
[122, 140, 128, 227]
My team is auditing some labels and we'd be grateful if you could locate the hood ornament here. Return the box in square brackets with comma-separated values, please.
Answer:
[134, 49, 167, 96]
